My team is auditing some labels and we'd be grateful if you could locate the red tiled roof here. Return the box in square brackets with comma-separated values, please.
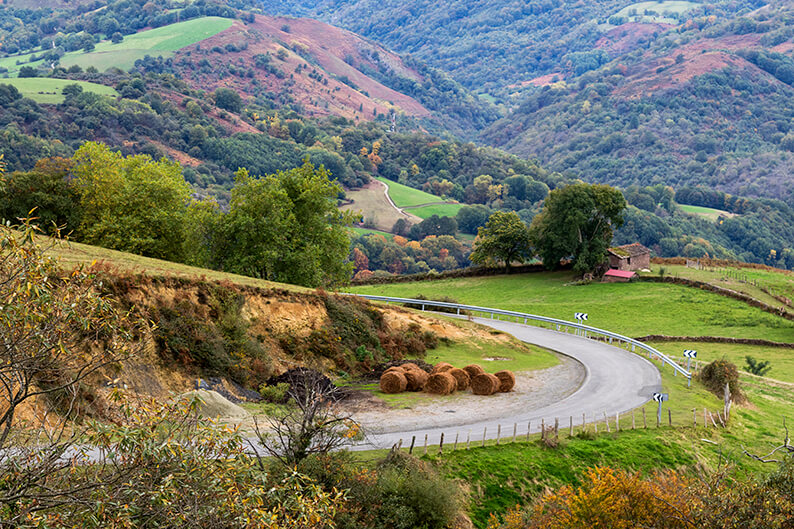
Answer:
[604, 269, 636, 278]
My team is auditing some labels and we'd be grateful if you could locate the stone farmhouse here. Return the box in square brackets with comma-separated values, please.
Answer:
[607, 243, 650, 272]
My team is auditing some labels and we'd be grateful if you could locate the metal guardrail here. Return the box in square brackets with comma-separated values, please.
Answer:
[347, 294, 693, 385]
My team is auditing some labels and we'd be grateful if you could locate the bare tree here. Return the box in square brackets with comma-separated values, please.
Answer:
[251, 370, 361, 467]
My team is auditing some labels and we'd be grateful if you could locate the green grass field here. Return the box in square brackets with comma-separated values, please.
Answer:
[376, 177, 443, 207]
[651, 263, 794, 314]
[0, 17, 232, 75]
[649, 341, 794, 383]
[0, 78, 117, 104]
[347, 271, 794, 342]
[678, 204, 735, 221]
[610, 1, 699, 24]
[348, 226, 395, 240]
[40, 234, 305, 292]
[407, 203, 465, 219]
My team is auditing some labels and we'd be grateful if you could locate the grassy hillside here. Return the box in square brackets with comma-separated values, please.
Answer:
[42, 235, 305, 292]
[0, 17, 234, 75]
[376, 176, 463, 220]
[679, 204, 735, 221]
[347, 271, 794, 342]
[376, 176, 443, 207]
[0, 78, 118, 104]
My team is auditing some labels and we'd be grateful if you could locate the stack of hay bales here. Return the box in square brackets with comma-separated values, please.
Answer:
[378, 361, 514, 397]
[380, 362, 430, 393]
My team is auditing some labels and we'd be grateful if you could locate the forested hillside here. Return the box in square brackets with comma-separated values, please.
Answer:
[483, 1, 794, 204]
[260, 0, 766, 97]
[261, 0, 794, 206]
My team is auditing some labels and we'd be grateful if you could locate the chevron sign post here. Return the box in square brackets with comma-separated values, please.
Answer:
[683, 349, 697, 371]
[574, 312, 588, 321]
[653, 392, 669, 425]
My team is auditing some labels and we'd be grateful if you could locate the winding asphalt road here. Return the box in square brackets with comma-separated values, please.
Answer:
[355, 315, 662, 450]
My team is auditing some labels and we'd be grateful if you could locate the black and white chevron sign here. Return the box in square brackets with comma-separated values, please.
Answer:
[574, 312, 588, 321]
[683, 350, 697, 358]
[653, 392, 669, 402]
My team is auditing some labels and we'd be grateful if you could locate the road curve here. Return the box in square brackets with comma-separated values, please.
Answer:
[354, 315, 662, 450]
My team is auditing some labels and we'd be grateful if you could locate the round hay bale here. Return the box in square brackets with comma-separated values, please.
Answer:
[400, 362, 420, 372]
[431, 362, 454, 374]
[494, 370, 516, 392]
[380, 371, 407, 394]
[404, 369, 429, 391]
[471, 373, 500, 395]
[425, 372, 456, 395]
[463, 364, 485, 378]
[384, 366, 404, 375]
[448, 368, 471, 391]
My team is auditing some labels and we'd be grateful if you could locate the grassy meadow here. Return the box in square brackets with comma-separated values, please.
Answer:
[0, 17, 232, 75]
[650, 341, 794, 383]
[651, 262, 794, 314]
[678, 203, 735, 221]
[41, 235, 305, 292]
[407, 202, 465, 219]
[0, 78, 117, 104]
[346, 271, 794, 342]
[376, 176, 442, 207]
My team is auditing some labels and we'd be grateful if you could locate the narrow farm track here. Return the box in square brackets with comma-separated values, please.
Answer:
[353, 316, 662, 450]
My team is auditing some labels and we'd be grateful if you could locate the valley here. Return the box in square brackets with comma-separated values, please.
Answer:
[1, 0, 794, 527]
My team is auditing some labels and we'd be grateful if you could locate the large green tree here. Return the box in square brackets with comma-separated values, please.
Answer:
[72, 142, 192, 262]
[530, 183, 626, 273]
[469, 211, 532, 270]
[215, 160, 357, 287]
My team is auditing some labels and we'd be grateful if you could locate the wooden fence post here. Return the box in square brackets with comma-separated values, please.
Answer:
[642, 407, 647, 429]
[668, 408, 672, 427]
[570, 416, 574, 437]
[482, 427, 487, 447]
[616, 412, 620, 432]
[632, 410, 636, 430]
[554, 418, 559, 442]
[424, 434, 428, 455]
[512, 423, 517, 443]
[526, 421, 531, 441]
[454, 433, 459, 451]
[466, 430, 471, 450]
[541, 419, 545, 440]
[497, 424, 501, 445]
[409, 435, 416, 454]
